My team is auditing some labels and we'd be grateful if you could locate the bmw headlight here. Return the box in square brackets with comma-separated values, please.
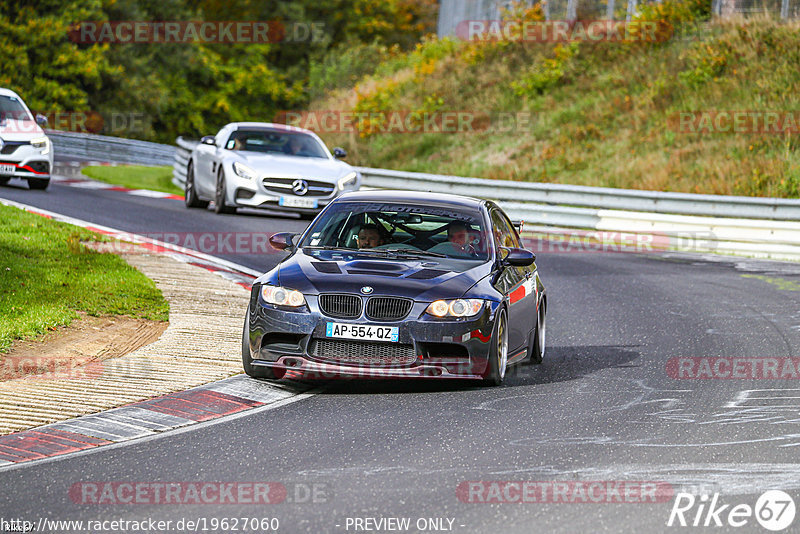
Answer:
[233, 162, 258, 180]
[261, 285, 306, 307]
[337, 171, 358, 190]
[31, 136, 50, 155]
[426, 299, 485, 318]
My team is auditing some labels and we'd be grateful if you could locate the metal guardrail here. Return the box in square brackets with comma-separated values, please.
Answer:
[50, 131, 175, 167]
[172, 136, 197, 187]
[168, 136, 800, 260]
[356, 167, 800, 221]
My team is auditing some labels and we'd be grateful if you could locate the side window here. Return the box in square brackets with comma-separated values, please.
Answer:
[490, 209, 521, 249]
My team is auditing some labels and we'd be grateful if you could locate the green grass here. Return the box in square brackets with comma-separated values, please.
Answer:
[0, 204, 169, 352]
[81, 165, 182, 195]
[313, 3, 800, 198]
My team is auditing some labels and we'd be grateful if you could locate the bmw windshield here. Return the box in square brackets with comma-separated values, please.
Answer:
[300, 201, 491, 261]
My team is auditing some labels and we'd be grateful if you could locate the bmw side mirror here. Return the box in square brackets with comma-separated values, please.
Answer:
[269, 232, 296, 252]
[35, 114, 48, 127]
[512, 220, 524, 232]
[333, 147, 347, 159]
[503, 248, 535, 266]
[201, 135, 216, 145]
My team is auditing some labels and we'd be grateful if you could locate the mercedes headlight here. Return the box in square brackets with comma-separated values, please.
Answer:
[261, 285, 306, 307]
[337, 171, 358, 190]
[31, 136, 50, 155]
[426, 299, 484, 318]
[233, 162, 258, 180]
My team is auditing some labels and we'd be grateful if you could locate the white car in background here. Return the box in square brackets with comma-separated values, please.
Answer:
[185, 122, 361, 217]
[0, 88, 53, 190]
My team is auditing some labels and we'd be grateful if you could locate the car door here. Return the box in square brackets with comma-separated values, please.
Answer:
[489, 206, 536, 356]
[195, 127, 229, 197]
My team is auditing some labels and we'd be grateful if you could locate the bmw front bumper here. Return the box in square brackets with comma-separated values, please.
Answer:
[244, 291, 501, 380]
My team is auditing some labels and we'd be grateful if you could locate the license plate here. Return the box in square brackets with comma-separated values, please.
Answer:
[0, 164, 15, 175]
[326, 323, 399, 342]
[280, 196, 318, 209]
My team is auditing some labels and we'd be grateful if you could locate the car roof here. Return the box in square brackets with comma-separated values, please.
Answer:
[0, 88, 22, 99]
[227, 122, 316, 136]
[335, 190, 486, 210]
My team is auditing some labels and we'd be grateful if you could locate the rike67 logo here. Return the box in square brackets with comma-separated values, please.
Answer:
[667, 490, 796, 531]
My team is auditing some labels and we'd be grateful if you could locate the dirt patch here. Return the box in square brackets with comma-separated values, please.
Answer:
[0, 314, 168, 381]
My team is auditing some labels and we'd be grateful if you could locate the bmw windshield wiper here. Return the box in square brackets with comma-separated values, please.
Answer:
[391, 248, 448, 258]
[305, 246, 356, 252]
[359, 248, 448, 258]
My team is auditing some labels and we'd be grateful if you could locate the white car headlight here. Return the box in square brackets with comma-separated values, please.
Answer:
[233, 162, 258, 180]
[337, 171, 358, 190]
[426, 299, 485, 318]
[261, 285, 306, 307]
[31, 136, 50, 155]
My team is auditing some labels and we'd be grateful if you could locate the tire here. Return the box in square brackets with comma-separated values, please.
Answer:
[185, 161, 209, 209]
[214, 168, 236, 214]
[482, 308, 508, 386]
[27, 178, 49, 190]
[242, 309, 286, 380]
[528, 300, 546, 364]
[0, 177, 10, 186]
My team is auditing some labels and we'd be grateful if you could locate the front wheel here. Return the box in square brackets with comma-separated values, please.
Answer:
[214, 169, 236, 214]
[482, 308, 508, 386]
[242, 310, 286, 380]
[0, 177, 10, 186]
[185, 161, 209, 209]
[27, 178, 49, 190]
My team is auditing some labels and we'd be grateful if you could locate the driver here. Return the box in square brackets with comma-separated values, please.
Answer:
[357, 224, 385, 249]
[286, 136, 307, 155]
[447, 221, 469, 246]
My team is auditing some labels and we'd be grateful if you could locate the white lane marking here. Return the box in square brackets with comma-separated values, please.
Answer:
[99, 407, 195, 431]
[202, 376, 302, 403]
[0, 390, 318, 473]
[127, 189, 174, 198]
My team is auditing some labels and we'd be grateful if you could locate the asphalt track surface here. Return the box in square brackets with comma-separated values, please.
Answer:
[3, 177, 800, 533]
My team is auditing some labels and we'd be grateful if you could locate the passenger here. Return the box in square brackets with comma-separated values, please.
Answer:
[357, 224, 385, 249]
[447, 221, 470, 247]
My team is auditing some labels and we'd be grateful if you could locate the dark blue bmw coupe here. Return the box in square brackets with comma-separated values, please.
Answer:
[242, 190, 546, 386]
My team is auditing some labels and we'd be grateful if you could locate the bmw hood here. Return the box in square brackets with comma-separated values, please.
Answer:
[234, 153, 354, 181]
[266, 251, 492, 302]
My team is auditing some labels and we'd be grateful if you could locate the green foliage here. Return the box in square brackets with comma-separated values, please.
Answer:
[309, 41, 400, 100]
[0, 204, 169, 352]
[315, 0, 800, 198]
[512, 43, 579, 97]
[81, 165, 181, 195]
[0, 0, 437, 143]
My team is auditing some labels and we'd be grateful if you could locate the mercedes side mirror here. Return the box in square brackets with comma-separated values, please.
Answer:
[333, 147, 347, 159]
[269, 232, 296, 251]
[35, 114, 48, 127]
[503, 248, 536, 266]
[201, 135, 216, 145]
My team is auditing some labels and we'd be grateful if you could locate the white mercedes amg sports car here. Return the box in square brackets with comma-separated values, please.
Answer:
[184, 122, 361, 217]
